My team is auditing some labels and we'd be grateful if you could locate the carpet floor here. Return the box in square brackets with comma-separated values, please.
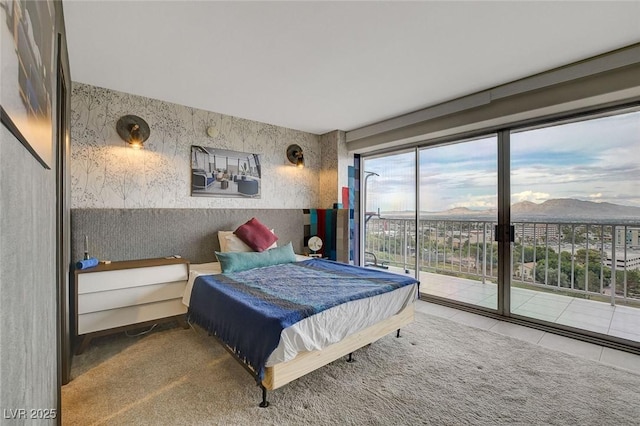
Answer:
[62, 312, 640, 425]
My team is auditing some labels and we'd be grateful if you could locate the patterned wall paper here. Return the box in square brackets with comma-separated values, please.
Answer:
[319, 130, 350, 209]
[70, 83, 321, 208]
[336, 130, 350, 200]
[318, 132, 338, 209]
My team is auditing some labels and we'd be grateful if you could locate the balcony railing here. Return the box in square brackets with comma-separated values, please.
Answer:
[364, 218, 640, 303]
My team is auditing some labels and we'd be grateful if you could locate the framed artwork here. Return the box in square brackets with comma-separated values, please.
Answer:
[0, 0, 56, 169]
[191, 145, 262, 198]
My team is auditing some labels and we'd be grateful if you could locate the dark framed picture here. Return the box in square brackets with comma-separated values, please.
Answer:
[0, 0, 56, 169]
[191, 145, 262, 198]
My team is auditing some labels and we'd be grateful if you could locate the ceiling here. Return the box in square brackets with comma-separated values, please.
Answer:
[62, 1, 640, 135]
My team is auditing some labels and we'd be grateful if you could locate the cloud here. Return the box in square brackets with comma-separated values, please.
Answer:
[450, 194, 497, 210]
[512, 190, 550, 203]
[363, 110, 640, 212]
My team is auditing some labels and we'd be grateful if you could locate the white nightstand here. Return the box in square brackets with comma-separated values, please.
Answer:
[74, 257, 189, 354]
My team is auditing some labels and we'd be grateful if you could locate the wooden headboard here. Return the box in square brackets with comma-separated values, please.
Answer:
[71, 209, 304, 264]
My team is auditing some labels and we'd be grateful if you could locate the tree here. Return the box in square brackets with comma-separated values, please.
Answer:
[561, 225, 586, 244]
[626, 270, 640, 297]
[575, 249, 601, 265]
[612, 269, 640, 297]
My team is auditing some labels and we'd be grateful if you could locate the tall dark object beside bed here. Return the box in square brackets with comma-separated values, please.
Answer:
[188, 258, 419, 407]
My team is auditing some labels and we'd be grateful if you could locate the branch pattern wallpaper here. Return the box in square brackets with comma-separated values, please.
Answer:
[319, 130, 349, 209]
[70, 82, 321, 209]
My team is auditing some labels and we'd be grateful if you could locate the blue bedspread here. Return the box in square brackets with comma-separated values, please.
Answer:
[187, 259, 418, 380]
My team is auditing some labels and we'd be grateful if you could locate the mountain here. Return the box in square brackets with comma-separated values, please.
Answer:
[511, 198, 640, 221]
[382, 199, 640, 223]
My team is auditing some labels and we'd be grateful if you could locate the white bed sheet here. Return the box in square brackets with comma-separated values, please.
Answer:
[182, 259, 418, 367]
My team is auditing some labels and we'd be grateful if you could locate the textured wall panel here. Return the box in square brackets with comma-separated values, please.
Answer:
[1, 127, 57, 416]
[71, 209, 305, 264]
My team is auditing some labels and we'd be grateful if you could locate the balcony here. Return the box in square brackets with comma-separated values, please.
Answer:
[365, 218, 640, 344]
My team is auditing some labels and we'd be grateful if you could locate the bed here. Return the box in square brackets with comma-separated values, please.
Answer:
[183, 253, 419, 407]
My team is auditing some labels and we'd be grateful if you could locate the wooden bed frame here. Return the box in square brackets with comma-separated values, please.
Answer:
[258, 302, 415, 406]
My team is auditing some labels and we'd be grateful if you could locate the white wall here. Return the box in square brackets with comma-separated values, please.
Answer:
[70, 83, 322, 209]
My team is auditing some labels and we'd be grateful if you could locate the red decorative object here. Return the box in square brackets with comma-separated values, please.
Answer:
[235, 218, 279, 252]
[342, 186, 349, 209]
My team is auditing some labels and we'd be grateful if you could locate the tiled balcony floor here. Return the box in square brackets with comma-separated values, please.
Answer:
[387, 267, 640, 344]
[414, 299, 640, 374]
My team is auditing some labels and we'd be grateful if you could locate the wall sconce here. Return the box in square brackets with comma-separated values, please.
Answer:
[116, 115, 150, 149]
[286, 144, 304, 168]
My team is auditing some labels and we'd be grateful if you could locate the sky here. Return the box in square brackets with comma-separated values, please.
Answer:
[364, 109, 640, 213]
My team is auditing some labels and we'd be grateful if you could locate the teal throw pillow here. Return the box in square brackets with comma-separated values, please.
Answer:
[216, 242, 296, 273]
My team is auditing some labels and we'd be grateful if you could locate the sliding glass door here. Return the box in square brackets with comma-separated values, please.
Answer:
[362, 150, 416, 277]
[362, 136, 498, 310]
[510, 109, 640, 342]
[418, 136, 498, 310]
[361, 105, 640, 347]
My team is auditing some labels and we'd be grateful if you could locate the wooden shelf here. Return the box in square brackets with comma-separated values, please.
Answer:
[75, 257, 189, 274]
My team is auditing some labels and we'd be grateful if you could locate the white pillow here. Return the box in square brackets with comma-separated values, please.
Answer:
[218, 230, 277, 252]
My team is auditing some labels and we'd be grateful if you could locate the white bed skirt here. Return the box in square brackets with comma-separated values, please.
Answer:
[182, 260, 418, 366]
